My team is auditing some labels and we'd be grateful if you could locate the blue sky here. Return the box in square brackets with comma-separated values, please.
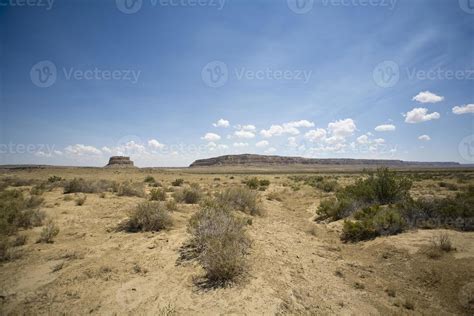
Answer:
[0, 0, 473, 167]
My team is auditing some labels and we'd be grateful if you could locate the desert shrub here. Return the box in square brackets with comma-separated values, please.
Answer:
[0, 190, 45, 235]
[171, 178, 184, 187]
[430, 233, 453, 253]
[215, 186, 261, 216]
[144, 176, 156, 183]
[64, 178, 117, 194]
[166, 199, 178, 212]
[12, 234, 28, 247]
[75, 194, 87, 206]
[341, 206, 406, 242]
[122, 202, 172, 232]
[259, 179, 270, 187]
[317, 168, 412, 222]
[244, 177, 259, 190]
[117, 182, 145, 197]
[0, 237, 12, 261]
[173, 184, 202, 204]
[316, 179, 339, 192]
[150, 188, 167, 201]
[266, 191, 282, 201]
[30, 184, 46, 196]
[48, 176, 63, 183]
[187, 203, 249, 284]
[37, 220, 59, 243]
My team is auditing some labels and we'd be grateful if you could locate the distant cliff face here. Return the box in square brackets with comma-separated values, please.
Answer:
[105, 156, 136, 168]
[189, 154, 460, 168]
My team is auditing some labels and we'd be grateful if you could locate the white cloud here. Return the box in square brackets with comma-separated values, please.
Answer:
[327, 118, 356, 137]
[404, 108, 440, 123]
[284, 120, 315, 128]
[217, 144, 229, 149]
[412, 91, 444, 103]
[237, 124, 256, 131]
[356, 135, 369, 144]
[304, 128, 327, 142]
[201, 132, 221, 142]
[452, 104, 474, 115]
[213, 119, 230, 128]
[375, 124, 396, 132]
[260, 120, 313, 138]
[65, 144, 102, 156]
[234, 130, 255, 139]
[256, 140, 269, 148]
[207, 142, 217, 148]
[288, 137, 298, 148]
[265, 147, 277, 153]
[148, 139, 165, 149]
[101, 146, 112, 153]
[35, 151, 51, 157]
[233, 142, 249, 147]
[373, 138, 385, 144]
[418, 135, 431, 141]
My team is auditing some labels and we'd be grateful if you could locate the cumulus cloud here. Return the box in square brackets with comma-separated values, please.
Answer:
[418, 135, 431, 141]
[265, 147, 277, 153]
[101, 146, 112, 153]
[201, 132, 221, 142]
[233, 142, 248, 147]
[234, 130, 255, 139]
[235, 124, 256, 131]
[217, 144, 229, 149]
[65, 144, 102, 156]
[287, 137, 298, 148]
[260, 120, 314, 138]
[213, 119, 230, 128]
[327, 118, 356, 137]
[148, 139, 165, 149]
[412, 91, 444, 103]
[404, 108, 440, 123]
[356, 135, 370, 144]
[373, 138, 385, 144]
[255, 140, 269, 148]
[375, 124, 396, 132]
[452, 104, 474, 115]
[304, 128, 327, 142]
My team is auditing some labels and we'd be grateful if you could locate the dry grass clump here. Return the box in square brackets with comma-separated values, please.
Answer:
[173, 184, 202, 204]
[0, 189, 45, 236]
[150, 188, 167, 201]
[187, 202, 250, 285]
[117, 181, 145, 197]
[37, 220, 60, 243]
[64, 178, 117, 194]
[215, 186, 262, 216]
[171, 178, 184, 187]
[425, 232, 454, 259]
[121, 202, 173, 232]
[75, 194, 87, 206]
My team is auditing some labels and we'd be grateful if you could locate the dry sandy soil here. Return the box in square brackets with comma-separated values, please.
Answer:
[1, 167, 473, 315]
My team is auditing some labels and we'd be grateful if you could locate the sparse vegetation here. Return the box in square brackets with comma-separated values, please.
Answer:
[171, 178, 184, 187]
[64, 178, 117, 194]
[75, 194, 87, 206]
[215, 186, 262, 216]
[37, 220, 60, 243]
[121, 201, 173, 232]
[0, 189, 45, 235]
[173, 184, 202, 204]
[187, 201, 250, 284]
[117, 181, 145, 197]
[144, 176, 156, 183]
[150, 188, 167, 201]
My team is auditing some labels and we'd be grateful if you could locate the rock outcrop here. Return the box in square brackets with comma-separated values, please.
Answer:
[189, 154, 460, 168]
[105, 156, 136, 168]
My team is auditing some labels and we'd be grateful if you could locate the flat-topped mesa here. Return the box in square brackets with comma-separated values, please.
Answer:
[189, 154, 461, 168]
[105, 156, 136, 168]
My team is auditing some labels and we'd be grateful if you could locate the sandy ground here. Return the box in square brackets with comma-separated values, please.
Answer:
[0, 168, 473, 315]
